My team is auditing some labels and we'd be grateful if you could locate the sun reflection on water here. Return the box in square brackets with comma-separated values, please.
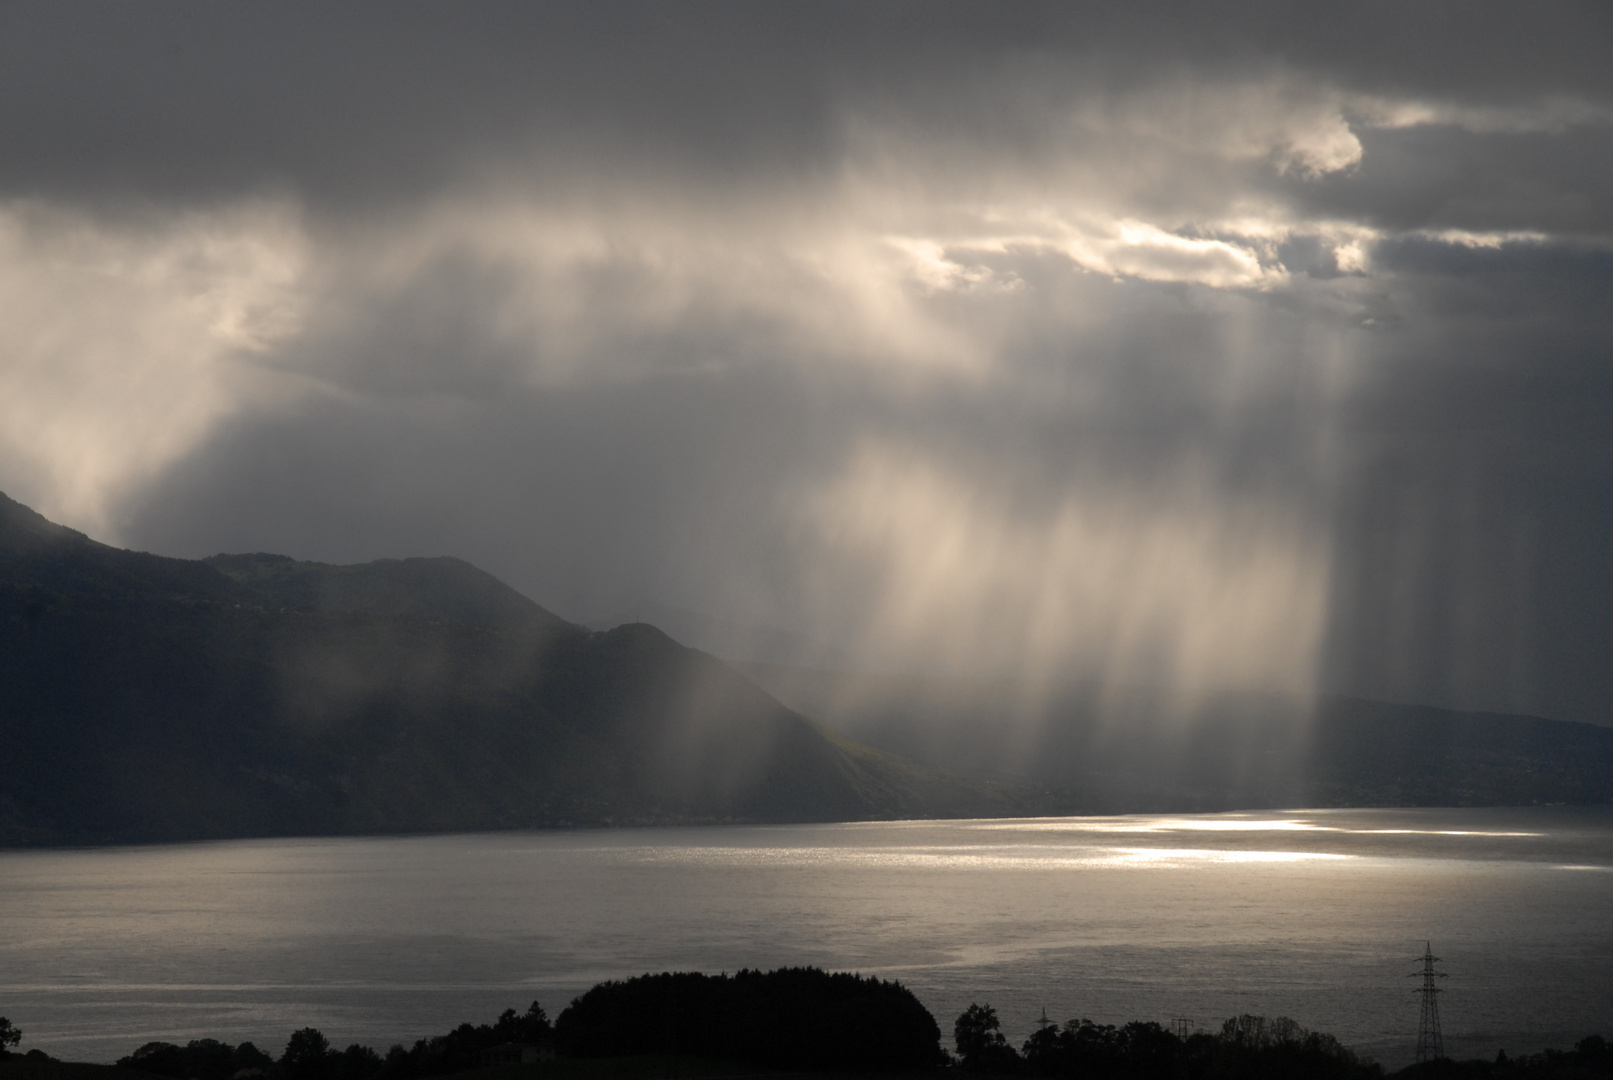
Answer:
[964, 816, 1542, 838]
[621, 843, 1357, 871]
[1109, 847, 1350, 865]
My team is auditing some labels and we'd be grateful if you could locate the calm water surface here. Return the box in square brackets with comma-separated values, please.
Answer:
[2, 808, 1611, 1069]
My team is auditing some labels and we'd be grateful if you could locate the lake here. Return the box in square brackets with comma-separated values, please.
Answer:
[3, 807, 1611, 1070]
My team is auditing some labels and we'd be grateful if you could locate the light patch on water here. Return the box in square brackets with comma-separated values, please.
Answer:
[1109, 847, 1351, 865]
[966, 816, 1543, 838]
[969, 817, 1322, 833]
[614, 843, 1356, 872]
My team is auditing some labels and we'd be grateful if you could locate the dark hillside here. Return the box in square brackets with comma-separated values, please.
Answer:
[744, 665, 1613, 811]
[0, 494, 1018, 846]
[205, 552, 574, 632]
[1307, 696, 1613, 806]
[0, 493, 247, 605]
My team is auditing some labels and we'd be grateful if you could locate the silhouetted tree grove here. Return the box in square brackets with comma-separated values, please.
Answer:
[555, 967, 944, 1071]
[953, 1005, 1384, 1080]
[281, 1029, 335, 1080]
[1394, 1034, 1613, 1079]
[379, 1000, 550, 1080]
[112, 1002, 549, 1080]
[1021, 1017, 1191, 1079]
[0, 1018, 20, 1058]
[1207, 1014, 1375, 1080]
[98, 999, 1610, 1080]
[118, 1039, 274, 1080]
[956, 1003, 1021, 1073]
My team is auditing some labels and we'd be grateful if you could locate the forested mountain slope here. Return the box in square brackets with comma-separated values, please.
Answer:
[0, 493, 1019, 845]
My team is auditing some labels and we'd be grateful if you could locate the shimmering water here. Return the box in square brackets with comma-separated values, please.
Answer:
[3, 807, 1611, 1069]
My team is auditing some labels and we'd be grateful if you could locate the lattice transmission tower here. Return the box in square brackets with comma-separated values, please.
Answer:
[1409, 941, 1447, 1062]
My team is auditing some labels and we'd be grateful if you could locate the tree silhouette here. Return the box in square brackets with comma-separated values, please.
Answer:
[556, 967, 942, 1070]
[281, 1028, 334, 1080]
[492, 1001, 551, 1043]
[117, 1042, 187, 1078]
[335, 1043, 381, 1080]
[955, 1003, 1020, 1073]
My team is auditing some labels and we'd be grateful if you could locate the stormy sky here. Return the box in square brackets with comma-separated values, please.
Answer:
[3, 2, 1611, 723]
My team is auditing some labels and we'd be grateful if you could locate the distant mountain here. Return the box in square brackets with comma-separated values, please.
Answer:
[10, 486, 1596, 848]
[0, 493, 1022, 846]
[1306, 696, 1613, 807]
[742, 665, 1613, 811]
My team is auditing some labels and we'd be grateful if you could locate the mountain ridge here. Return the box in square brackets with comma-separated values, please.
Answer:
[6, 489, 1609, 848]
[204, 551, 577, 632]
[0, 492, 1024, 846]
[740, 663, 1613, 811]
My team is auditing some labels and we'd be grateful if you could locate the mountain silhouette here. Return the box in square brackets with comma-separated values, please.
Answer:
[744, 664, 1613, 811]
[0, 493, 1021, 845]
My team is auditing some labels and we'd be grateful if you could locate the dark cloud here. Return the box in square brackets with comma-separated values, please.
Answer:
[3, 2, 1612, 723]
[1287, 126, 1613, 235]
[1321, 238, 1613, 720]
[4, 3, 1610, 204]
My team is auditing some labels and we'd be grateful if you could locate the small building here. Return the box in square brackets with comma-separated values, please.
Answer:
[480, 1042, 555, 1066]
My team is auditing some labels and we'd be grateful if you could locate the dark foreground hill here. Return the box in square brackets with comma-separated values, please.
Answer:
[744, 666, 1613, 812]
[0, 493, 1020, 846]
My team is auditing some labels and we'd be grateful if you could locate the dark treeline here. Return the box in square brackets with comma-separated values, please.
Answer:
[1398, 1036, 1613, 1080]
[103, 968, 941, 1077]
[954, 1004, 1613, 1080]
[76, 982, 1613, 1080]
[113, 1041, 274, 1080]
[956, 1005, 1376, 1080]
[114, 1003, 551, 1080]
[555, 968, 943, 1071]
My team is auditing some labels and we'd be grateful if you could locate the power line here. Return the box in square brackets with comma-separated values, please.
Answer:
[1409, 941, 1447, 1063]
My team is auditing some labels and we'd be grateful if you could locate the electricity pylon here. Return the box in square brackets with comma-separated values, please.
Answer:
[1409, 941, 1447, 1062]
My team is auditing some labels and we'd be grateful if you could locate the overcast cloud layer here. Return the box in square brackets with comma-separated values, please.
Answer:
[3, 2, 1612, 723]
